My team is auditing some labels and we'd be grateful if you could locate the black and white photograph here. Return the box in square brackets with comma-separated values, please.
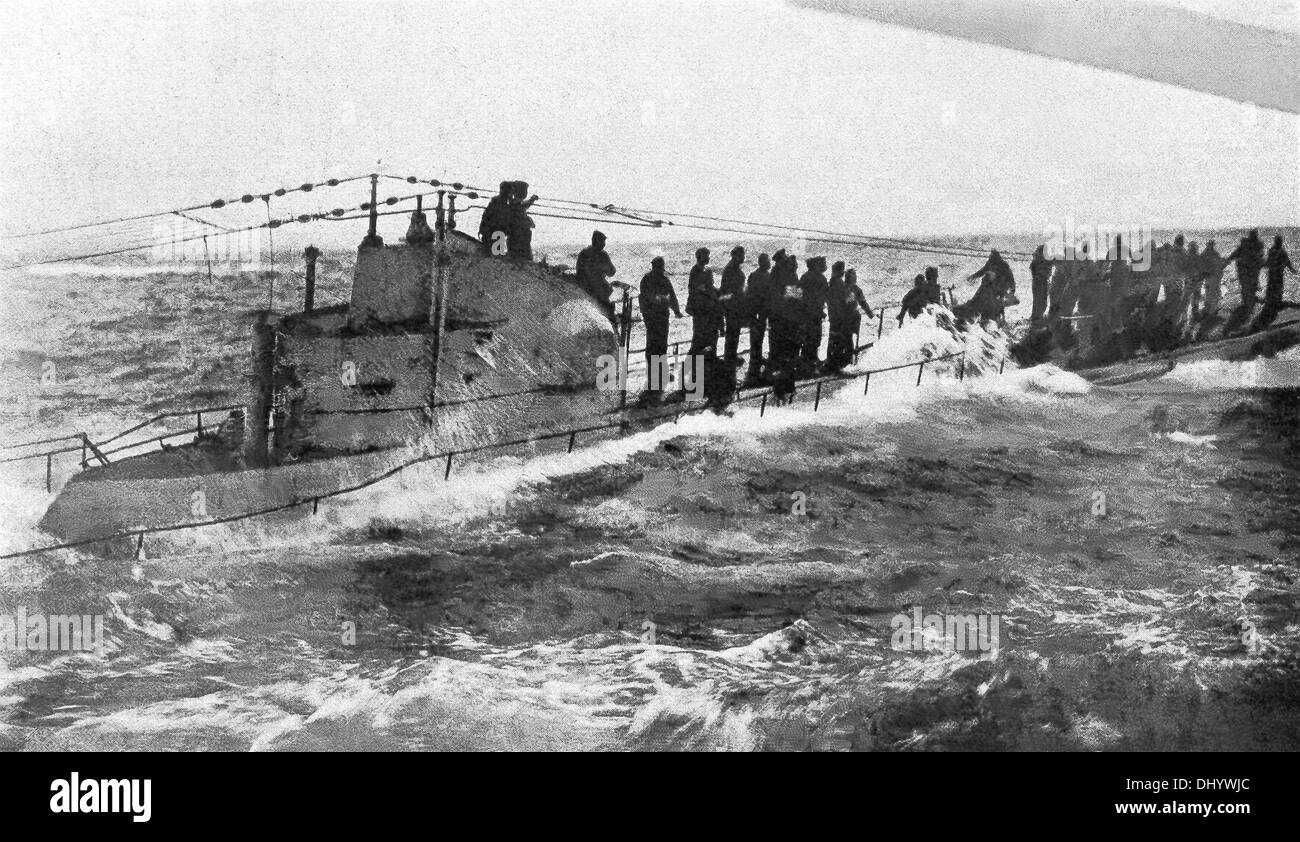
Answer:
[0, 0, 1297, 780]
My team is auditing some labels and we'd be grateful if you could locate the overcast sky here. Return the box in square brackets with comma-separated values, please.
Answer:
[1, 0, 1296, 252]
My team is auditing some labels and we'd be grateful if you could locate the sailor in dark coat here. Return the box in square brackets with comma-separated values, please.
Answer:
[898, 274, 928, 325]
[719, 246, 747, 366]
[826, 266, 872, 371]
[765, 251, 801, 372]
[575, 230, 617, 322]
[686, 248, 720, 358]
[1029, 245, 1053, 321]
[967, 249, 1016, 324]
[1251, 235, 1297, 331]
[745, 253, 772, 378]
[1224, 230, 1266, 310]
[798, 256, 828, 369]
[638, 256, 682, 391]
[478, 181, 512, 255]
[506, 181, 538, 261]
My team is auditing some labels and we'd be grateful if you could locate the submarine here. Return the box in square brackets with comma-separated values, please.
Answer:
[38, 178, 635, 543]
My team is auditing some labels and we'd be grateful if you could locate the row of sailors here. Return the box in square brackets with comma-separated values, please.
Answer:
[1029, 230, 1296, 353]
[575, 232, 883, 386]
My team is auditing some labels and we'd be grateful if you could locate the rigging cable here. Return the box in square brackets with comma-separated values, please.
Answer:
[0, 173, 374, 241]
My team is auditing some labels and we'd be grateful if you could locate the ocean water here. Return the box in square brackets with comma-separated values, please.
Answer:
[1, 235, 1298, 751]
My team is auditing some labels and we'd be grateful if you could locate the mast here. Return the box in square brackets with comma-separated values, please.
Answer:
[361, 173, 383, 248]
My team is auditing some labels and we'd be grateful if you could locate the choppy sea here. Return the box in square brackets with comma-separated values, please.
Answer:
[2, 233, 1298, 750]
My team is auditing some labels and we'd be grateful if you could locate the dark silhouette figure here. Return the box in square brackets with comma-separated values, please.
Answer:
[826, 265, 872, 372]
[1251, 235, 1297, 332]
[923, 266, 942, 306]
[719, 246, 747, 366]
[766, 251, 802, 373]
[1029, 244, 1053, 321]
[686, 248, 721, 358]
[1222, 229, 1263, 319]
[638, 256, 682, 392]
[575, 230, 617, 322]
[506, 181, 537, 261]
[478, 181, 512, 255]
[798, 256, 829, 370]
[745, 253, 773, 380]
[898, 274, 928, 325]
[966, 249, 1016, 324]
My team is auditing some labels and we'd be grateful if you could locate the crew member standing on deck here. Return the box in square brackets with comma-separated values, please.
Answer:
[1196, 240, 1225, 336]
[1224, 230, 1265, 320]
[967, 249, 1016, 324]
[745, 252, 772, 382]
[686, 247, 720, 358]
[898, 274, 928, 325]
[766, 251, 801, 372]
[478, 181, 512, 255]
[843, 268, 872, 347]
[638, 256, 682, 393]
[719, 246, 747, 367]
[1252, 235, 1297, 331]
[824, 261, 859, 372]
[923, 266, 942, 306]
[1029, 244, 1052, 321]
[575, 230, 617, 323]
[798, 256, 829, 371]
[506, 181, 538, 261]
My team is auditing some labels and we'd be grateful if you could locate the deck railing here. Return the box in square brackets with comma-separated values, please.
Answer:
[0, 344, 989, 561]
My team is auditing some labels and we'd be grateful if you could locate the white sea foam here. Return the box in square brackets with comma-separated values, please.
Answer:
[1160, 346, 1300, 390]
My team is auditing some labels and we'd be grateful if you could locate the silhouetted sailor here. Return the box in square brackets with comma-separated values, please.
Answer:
[506, 181, 538, 260]
[1252, 235, 1297, 331]
[719, 245, 747, 366]
[478, 181, 512, 255]
[686, 247, 721, 358]
[1199, 240, 1224, 320]
[1225, 230, 1266, 311]
[575, 230, 617, 321]
[826, 263, 872, 372]
[923, 266, 942, 306]
[798, 256, 829, 369]
[898, 274, 928, 325]
[766, 251, 802, 371]
[745, 252, 773, 379]
[638, 256, 682, 392]
[1029, 244, 1053, 321]
[967, 249, 1015, 324]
